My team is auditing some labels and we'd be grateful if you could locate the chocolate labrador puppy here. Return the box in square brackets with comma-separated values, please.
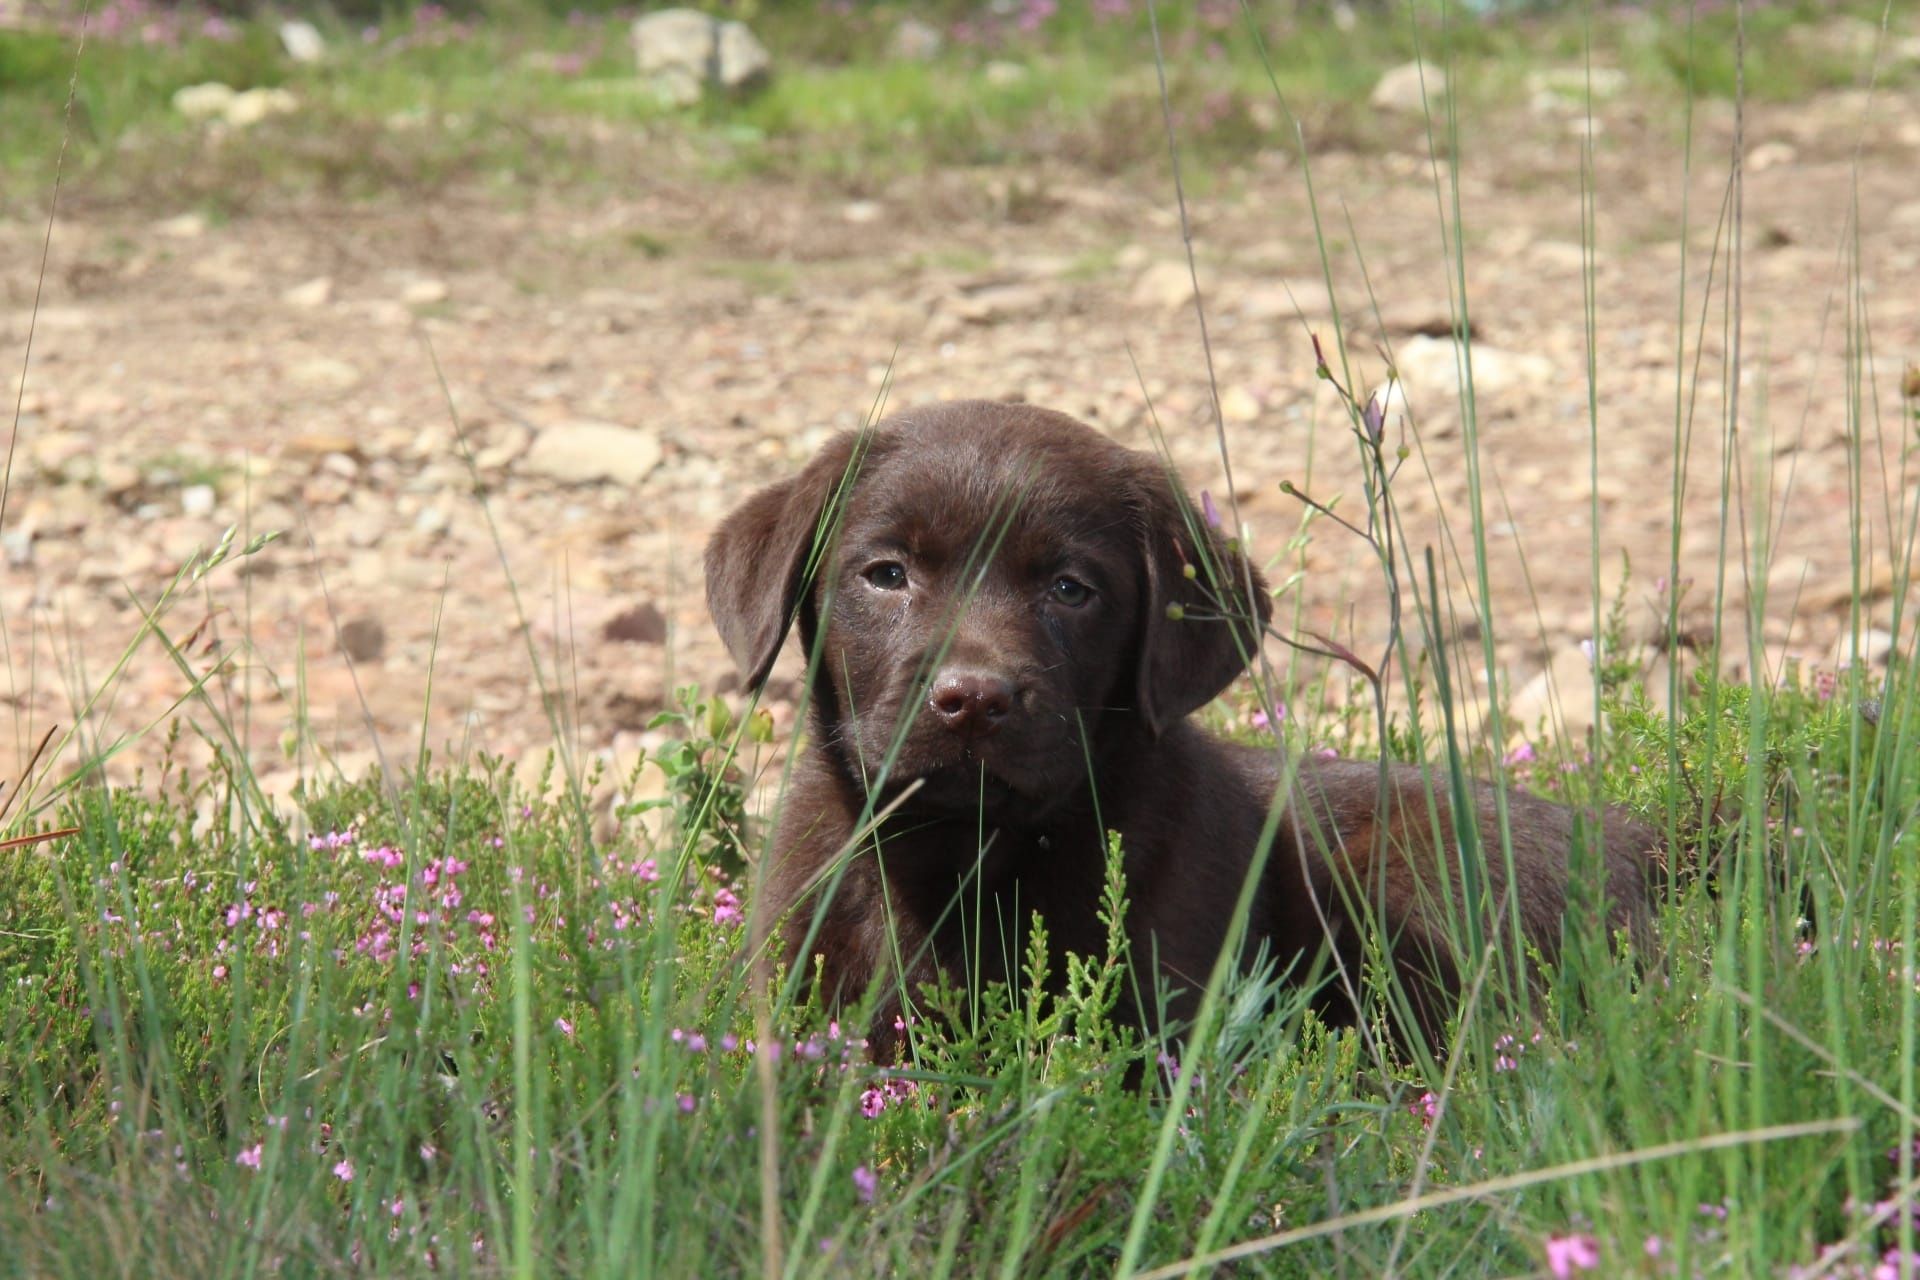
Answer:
[706, 400, 1658, 1058]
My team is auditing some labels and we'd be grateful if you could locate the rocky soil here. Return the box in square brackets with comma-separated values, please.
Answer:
[4, 87, 1917, 814]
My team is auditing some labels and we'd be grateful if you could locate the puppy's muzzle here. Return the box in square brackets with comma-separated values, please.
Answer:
[927, 668, 1015, 740]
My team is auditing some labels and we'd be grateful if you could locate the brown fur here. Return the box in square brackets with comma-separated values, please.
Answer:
[705, 400, 1660, 1057]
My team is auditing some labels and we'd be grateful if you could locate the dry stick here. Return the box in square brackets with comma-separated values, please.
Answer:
[0, 725, 59, 827]
[1136, 1117, 1857, 1280]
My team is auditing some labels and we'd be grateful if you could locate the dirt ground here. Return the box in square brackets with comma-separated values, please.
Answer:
[4, 86, 1917, 810]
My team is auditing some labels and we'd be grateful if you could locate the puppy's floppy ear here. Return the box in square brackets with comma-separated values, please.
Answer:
[705, 432, 868, 689]
[1133, 468, 1271, 736]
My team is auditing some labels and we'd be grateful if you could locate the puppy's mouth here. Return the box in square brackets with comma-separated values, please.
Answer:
[883, 754, 1021, 805]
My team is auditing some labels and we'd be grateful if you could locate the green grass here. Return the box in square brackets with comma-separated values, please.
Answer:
[1, 1, 1906, 208]
[1, 593, 1915, 1276]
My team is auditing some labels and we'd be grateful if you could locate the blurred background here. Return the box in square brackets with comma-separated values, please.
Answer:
[3, 0, 1916, 807]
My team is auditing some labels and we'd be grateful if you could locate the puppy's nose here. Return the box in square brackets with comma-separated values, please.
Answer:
[927, 670, 1014, 739]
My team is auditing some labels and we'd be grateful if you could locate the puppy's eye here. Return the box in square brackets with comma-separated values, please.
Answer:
[1048, 576, 1092, 607]
[864, 562, 909, 591]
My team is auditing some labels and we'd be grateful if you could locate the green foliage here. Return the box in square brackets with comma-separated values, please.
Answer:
[3, 653, 1914, 1275]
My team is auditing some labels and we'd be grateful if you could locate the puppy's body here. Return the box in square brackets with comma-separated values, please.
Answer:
[707, 400, 1660, 1054]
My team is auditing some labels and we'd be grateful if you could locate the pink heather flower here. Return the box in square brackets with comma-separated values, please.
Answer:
[684, 1033, 708, 1054]
[1409, 1091, 1439, 1125]
[390, 1197, 405, 1218]
[1545, 1233, 1599, 1276]
[635, 858, 659, 882]
[720, 1033, 739, 1052]
[1249, 702, 1284, 732]
[332, 1159, 354, 1182]
[212, 964, 228, 981]
[1504, 742, 1537, 766]
[555, 1017, 575, 1038]
[235, 1142, 263, 1170]
[677, 1093, 697, 1114]
[852, 1165, 877, 1204]
[1200, 489, 1223, 530]
[712, 887, 743, 927]
[860, 1087, 887, 1118]
[1644, 1235, 1664, 1258]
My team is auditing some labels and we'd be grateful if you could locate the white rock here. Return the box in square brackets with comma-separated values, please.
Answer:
[283, 277, 334, 308]
[631, 8, 770, 105]
[1507, 644, 1602, 744]
[279, 19, 326, 64]
[1831, 628, 1896, 670]
[714, 19, 771, 88]
[286, 356, 362, 393]
[1370, 61, 1445, 114]
[155, 212, 208, 239]
[224, 87, 299, 128]
[402, 278, 450, 305]
[1388, 335, 1556, 405]
[181, 484, 217, 518]
[1748, 141, 1797, 172]
[2, 527, 32, 568]
[523, 422, 665, 486]
[172, 82, 237, 122]
[1218, 385, 1262, 423]
[841, 200, 884, 225]
[1131, 260, 1198, 310]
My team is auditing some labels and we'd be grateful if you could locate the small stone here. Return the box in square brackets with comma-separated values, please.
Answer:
[338, 616, 387, 663]
[1507, 644, 1602, 743]
[842, 200, 884, 225]
[1, 527, 32, 568]
[286, 356, 362, 393]
[602, 602, 669, 645]
[279, 19, 325, 64]
[97, 460, 142, 496]
[284, 277, 334, 308]
[523, 421, 665, 486]
[1389, 335, 1555, 405]
[181, 484, 217, 518]
[1371, 62, 1445, 114]
[172, 82, 236, 122]
[1131, 261, 1197, 310]
[1830, 628, 1896, 671]
[1748, 141, 1797, 172]
[414, 505, 450, 537]
[402, 277, 450, 306]
[1218, 385, 1262, 423]
[948, 282, 1049, 324]
[155, 212, 208, 239]
[223, 87, 299, 129]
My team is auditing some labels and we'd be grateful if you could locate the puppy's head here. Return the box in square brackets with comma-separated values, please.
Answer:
[705, 401, 1270, 819]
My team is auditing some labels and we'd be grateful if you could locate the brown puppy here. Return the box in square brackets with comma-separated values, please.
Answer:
[706, 400, 1658, 1058]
